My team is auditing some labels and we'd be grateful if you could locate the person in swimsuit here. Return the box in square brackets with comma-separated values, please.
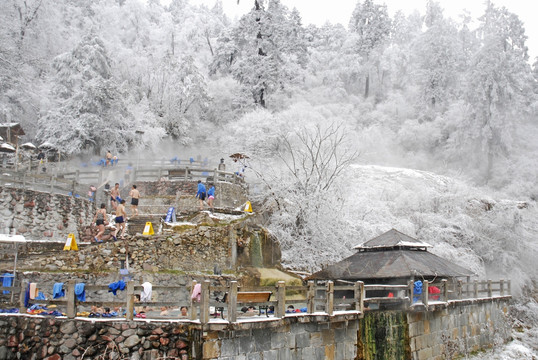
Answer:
[129, 184, 140, 216]
[110, 183, 120, 210]
[207, 184, 215, 210]
[113, 199, 127, 239]
[92, 203, 107, 243]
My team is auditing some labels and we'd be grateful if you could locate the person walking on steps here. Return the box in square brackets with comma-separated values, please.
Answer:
[110, 183, 120, 211]
[113, 200, 127, 240]
[129, 184, 140, 217]
[195, 180, 206, 211]
[207, 184, 215, 211]
[92, 203, 107, 243]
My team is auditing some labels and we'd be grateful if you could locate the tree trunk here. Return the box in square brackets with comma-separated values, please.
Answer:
[364, 73, 370, 98]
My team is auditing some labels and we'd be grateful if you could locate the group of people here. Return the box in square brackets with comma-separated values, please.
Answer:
[92, 183, 140, 243]
[196, 180, 215, 211]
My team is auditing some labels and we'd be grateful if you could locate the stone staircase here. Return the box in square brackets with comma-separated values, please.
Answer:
[126, 215, 163, 236]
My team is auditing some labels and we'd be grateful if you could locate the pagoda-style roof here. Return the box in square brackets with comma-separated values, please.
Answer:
[354, 228, 432, 251]
[308, 229, 473, 281]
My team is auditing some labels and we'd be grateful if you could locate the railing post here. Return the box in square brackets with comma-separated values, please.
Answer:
[19, 280, 28, 314]
[326, 281, 334, 316]
[200, 280, 210, 324]
[66, 280, 76, 319]
[423, 280, 429, 309]
[441, 279, 448, 302]
[408, 280, 414, 306]
[473, 280, 478, 299]
[126, 281, 134, 321]
[500, 280, 504, 296]
[213, 168, 218, 182]
[228, 281, 238, 323]
[457, 280, 463, 300]
[355, 281, 364, 313]
[487, 279, 492, 298]
[276, 281, 286, 318]
[189, 280, 197, 320]
[307, 281, 315, 314]
[185, 166, 189, 182]
[507, 279, 511, 295]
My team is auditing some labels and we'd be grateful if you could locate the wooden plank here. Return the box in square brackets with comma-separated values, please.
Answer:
[236, 291, 272, 303]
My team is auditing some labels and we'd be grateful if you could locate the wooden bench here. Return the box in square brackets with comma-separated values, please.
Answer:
[216, 291, 273, 318]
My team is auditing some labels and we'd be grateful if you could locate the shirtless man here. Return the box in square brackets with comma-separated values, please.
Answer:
[110, 183, 120, 210]
[129, 184, 140, 216]
[113, 200, 127, 239]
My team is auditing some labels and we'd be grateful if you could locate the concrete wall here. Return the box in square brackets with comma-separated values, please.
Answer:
[202, 316, 359, 360]
[0, 187, 94, 240]
[408, 298, 511, 360]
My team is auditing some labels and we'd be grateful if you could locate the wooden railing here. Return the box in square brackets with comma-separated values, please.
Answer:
[0, 278, 511, 324]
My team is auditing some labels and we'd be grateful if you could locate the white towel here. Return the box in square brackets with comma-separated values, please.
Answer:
[140, 282, 152, 302]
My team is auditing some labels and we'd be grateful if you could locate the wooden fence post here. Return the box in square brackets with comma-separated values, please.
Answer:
[307, 281, 315, 314]
[487, 279, 492, 298]
[441, 279, 448, 302]
[507, 280, 511, 295]
[276, 281, 286, 318]
[457, 280, 463, 300]
[326, 281, 334, 316]
[189, 280, 197, 320]
[473, 280, 478, 299]
[228, 281, 238, 323]
[408, 280, 414, 307]
[184, 166, 189, 182]
[500, 280, 504, 296]
[200, 280, 210, 325]
[423, 280, 429, 309]
[66, 280, 76, 319]
[355, 281, 364, 313]
[126, 281, 134, 321]
[19, 280, 27, 314]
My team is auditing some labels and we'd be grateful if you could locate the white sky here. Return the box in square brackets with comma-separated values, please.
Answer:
[195, 0, 537, 60]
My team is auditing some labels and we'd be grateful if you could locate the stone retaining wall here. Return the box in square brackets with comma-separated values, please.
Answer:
[14, 225, 280, 274]
[203, 316, 359, 360]
[407, 298, 511, 360]
[357, 297, 511, 360]
[0, 316, 194, 360]
[0, 298, 512, 360]
[0, 187, 94, 240]
[133, 181, 248, 213]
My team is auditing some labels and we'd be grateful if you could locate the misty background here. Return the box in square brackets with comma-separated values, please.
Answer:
[1, 1, 538, 355]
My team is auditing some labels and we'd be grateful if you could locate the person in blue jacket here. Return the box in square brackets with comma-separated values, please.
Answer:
[207, 184, 215, 210]
[196, 180, 206, 210]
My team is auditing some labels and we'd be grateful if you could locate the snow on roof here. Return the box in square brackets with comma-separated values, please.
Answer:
[354, 228, 432, 249]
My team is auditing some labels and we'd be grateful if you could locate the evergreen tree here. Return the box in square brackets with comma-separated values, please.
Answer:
[348, 0, 391, 98]
[38, 35, 137, 154]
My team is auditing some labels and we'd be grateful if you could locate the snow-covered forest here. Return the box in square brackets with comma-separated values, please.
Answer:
[1, 0, 538, 353]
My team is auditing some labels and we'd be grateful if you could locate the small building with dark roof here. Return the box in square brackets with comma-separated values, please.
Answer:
[0, 123, 25, 146]
[308, 229, 473, 284]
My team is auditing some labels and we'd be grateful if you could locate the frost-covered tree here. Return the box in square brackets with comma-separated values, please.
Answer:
[211, 0, 304, 108]
[151, 55, 210, 141]
[263, 123, 359, 270]
[411, 2, 461, 110]
[38, 35, 137, 154]
[460, 3, 534, 182]
[348, 0, 391, 98]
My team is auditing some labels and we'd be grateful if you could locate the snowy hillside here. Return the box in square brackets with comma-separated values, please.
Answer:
[278, 164, 538, 296]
